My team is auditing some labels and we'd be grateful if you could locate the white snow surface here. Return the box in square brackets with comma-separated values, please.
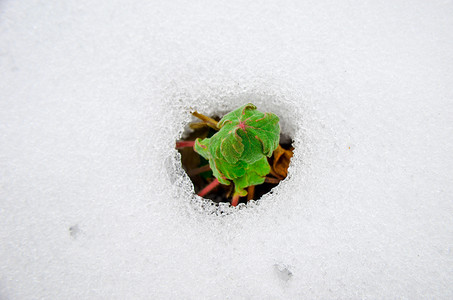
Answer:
[1, 0, 453, 299]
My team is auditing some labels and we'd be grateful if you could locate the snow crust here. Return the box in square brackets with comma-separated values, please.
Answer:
[1, 0, 453, 298]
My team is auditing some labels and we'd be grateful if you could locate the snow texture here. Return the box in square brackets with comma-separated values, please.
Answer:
[1, 0, 453, 299]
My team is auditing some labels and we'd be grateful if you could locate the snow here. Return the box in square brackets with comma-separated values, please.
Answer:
[1, 0, 453, 298]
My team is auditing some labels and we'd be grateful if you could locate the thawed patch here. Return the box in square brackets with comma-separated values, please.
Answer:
[162, 84, 318, 214]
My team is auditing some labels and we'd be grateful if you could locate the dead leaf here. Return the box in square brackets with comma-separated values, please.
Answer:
[272, 145, 293, 178]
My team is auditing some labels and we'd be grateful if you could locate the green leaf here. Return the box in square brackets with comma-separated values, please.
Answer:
[208, 158, 231, 185]
[242, 112, 280, 157]
[194, 138, 210, 160]
[218, 103, 280, 160]
[193, 103, 280, 196]
[232, 156, 270, 196]
[209, 126, 244, 164]
[217, 103, 257, 128]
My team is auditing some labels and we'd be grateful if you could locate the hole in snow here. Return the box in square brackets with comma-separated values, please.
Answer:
[176, 103, 296, 207]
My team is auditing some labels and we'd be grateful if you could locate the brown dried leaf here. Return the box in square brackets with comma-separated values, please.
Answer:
[189, 122, 210, 130]
[272, 145, 293, 178]
[191, 111, 219, 130]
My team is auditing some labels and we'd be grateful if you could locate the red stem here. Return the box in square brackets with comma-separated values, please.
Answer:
[197, 178, 220, 197]
[231, 194, 240, 207]
[176, 140, 195, 149]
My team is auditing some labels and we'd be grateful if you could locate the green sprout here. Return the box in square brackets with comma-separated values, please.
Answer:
[194, 103, 280, 201]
